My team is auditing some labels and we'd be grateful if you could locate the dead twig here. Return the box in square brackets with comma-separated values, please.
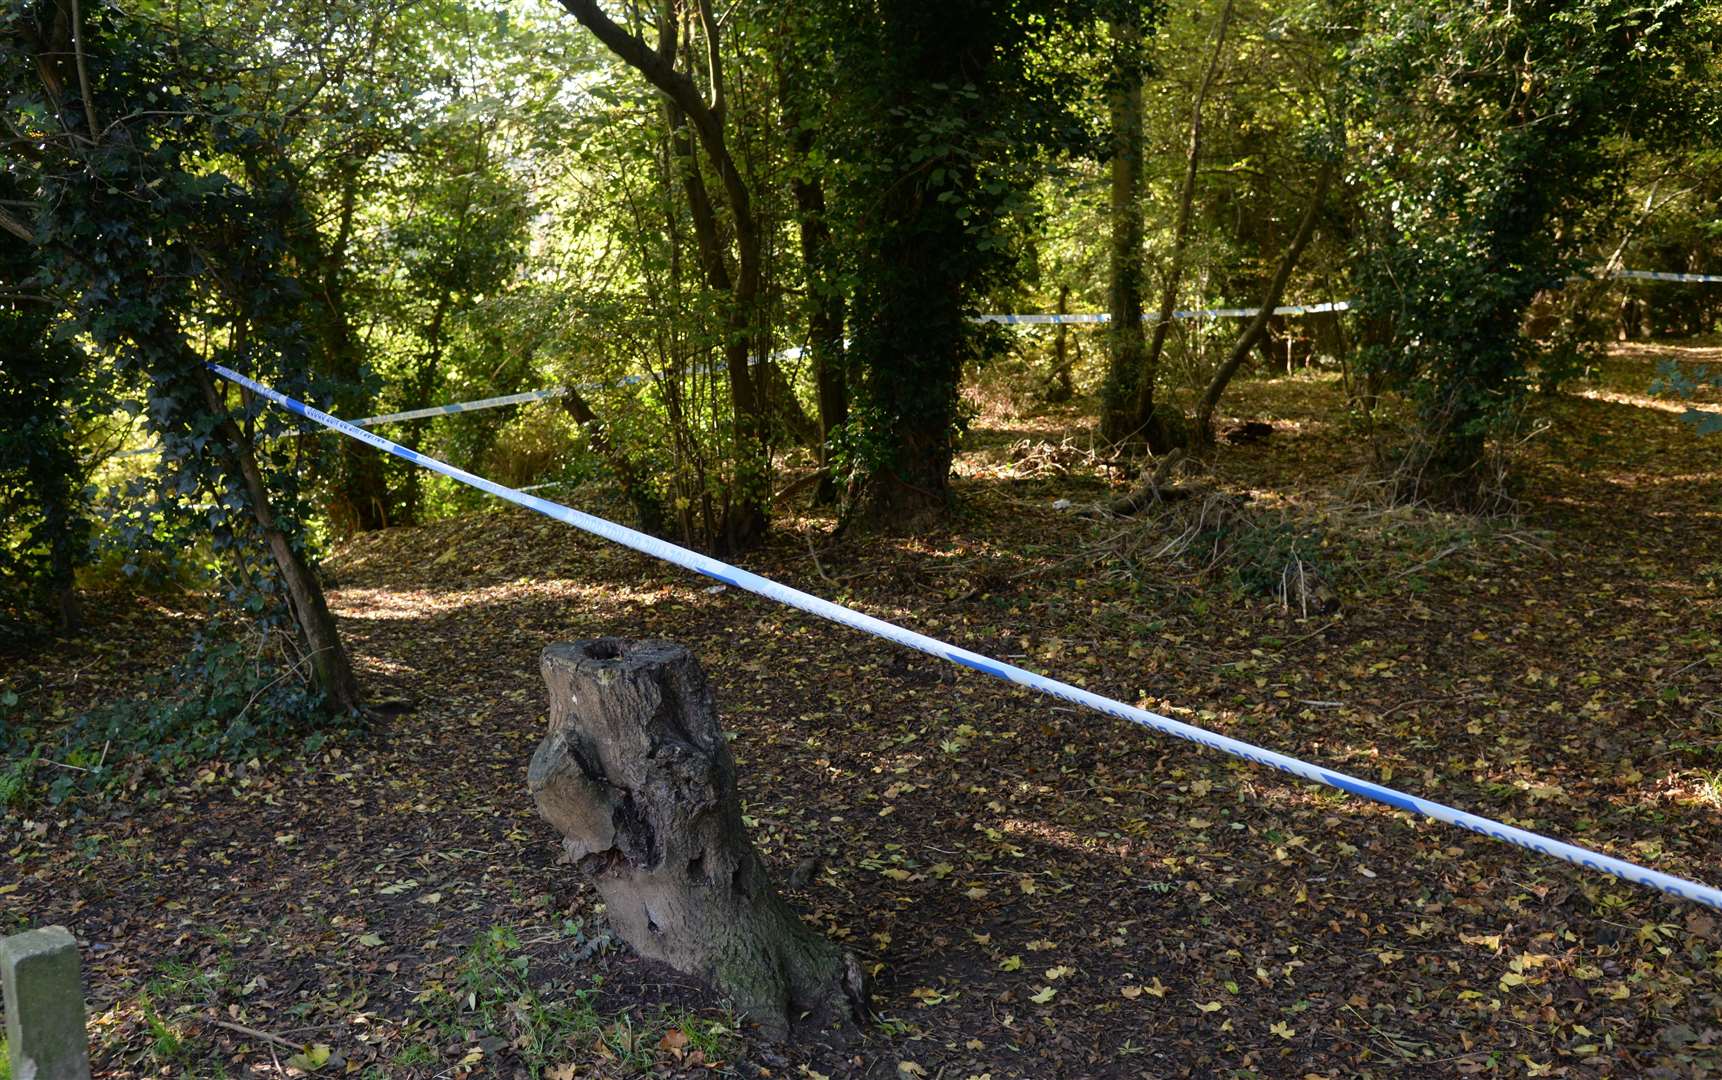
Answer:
[208, 1019, 302, 1052]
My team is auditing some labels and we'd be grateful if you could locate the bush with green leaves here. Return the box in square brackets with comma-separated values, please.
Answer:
[1344, 0, 1720, 501]
[0, 625, 338, 808]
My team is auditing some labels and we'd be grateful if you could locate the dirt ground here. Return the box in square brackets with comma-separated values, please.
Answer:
[4, 341, 1721, 1078]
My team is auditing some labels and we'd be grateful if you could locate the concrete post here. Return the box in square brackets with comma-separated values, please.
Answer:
[1, 926, 92, 1080]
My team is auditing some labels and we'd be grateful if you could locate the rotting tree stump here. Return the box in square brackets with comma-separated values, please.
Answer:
[529, 639, 867, 1042]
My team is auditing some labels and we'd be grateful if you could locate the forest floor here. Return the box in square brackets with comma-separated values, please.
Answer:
[4, 339, 1722, 1079]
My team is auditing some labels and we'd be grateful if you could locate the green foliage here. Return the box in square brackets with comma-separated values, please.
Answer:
[412, 923, 736, 1077]
[0, 626, 337, 807]
[805, 0, 1102, 513]
[1344, 0, 1720, 497]
[0, 222, 102, 642]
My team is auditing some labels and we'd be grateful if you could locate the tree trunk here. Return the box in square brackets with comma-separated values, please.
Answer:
[395, 289, 451, 527]
[1098, 17, 1146, 443]
[560, 389, 666, 535]
[1046, 283, 1075, 403]
[1189, 161, 1333, 444]
[563, 0, 769, 552]
[196, 366, 363, 714]
[755, 358, 820, 449]
[1126, 0, 1233, 447]
[320, 166, 391, 532]
[530, 639, 866, 1042]
[783, 109, 848, 505]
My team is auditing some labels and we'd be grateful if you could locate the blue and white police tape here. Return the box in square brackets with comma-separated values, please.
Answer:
[1611, 269, 1722, 284]
[209, 359, 1722, 911]
[353, 386, 570, 427]
[977, 300, 1353, 326]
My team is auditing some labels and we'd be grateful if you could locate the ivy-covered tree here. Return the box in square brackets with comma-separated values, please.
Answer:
[809, 0, 1094, 527]
[0, 205, 99, 641]
[2, 0, 362, 711]
[1345, 0, 1720, 499]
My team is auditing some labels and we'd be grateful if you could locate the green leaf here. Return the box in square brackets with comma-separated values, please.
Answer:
[286, 1043, 331, 1071]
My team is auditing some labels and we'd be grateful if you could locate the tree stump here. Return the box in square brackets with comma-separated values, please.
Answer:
[529, 639, 866, 1041]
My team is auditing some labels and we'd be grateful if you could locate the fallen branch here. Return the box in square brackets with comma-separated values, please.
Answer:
[208, 1019, 302, 1052]
[1086, 448, 1205, 517]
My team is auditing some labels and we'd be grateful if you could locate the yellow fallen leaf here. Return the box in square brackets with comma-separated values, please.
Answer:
[964, 886, 989, 901]
[1044, 965, 1074, 981]
[1195, 1001, 1223, 1013]
[898, 1062, 927, 1078]
[285, 1044, 332, 1072]
[1120, 985, 1143, 1000]
[1028, 986, 1057, 1004]
[1269, 1020, 1296, 1039]
[882, 868, 912, 881]
[999, 955, 1022, 971]
[1145, 976, 1167, 998]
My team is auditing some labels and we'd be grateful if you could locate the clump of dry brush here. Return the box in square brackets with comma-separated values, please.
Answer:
[1073, 456, 1550, 618]
[1087, 488, 1336, 617]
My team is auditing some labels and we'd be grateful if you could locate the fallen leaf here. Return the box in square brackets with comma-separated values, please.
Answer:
[286, 1044, 332, 1072]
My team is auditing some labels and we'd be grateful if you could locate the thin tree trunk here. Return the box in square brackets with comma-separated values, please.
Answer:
[196, 365, 363, 714]
[561, 388, 666, 535]
[320, 166, 390, 531]
[1189, 161, 1333, 444]
[782, 101, 848, 505]
[1047, 283, 1074, 403]
[1098, 16, 1146, 443]
[564, 0, 768, 552]
[1128, 0, 1233, 445]
[396, 288, 451, 526]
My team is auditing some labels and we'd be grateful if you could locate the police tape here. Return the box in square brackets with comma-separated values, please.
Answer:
[352, 387, 570, 426]
[208, 360, 1722, 911]
[976, 300, 1354, 326]
[1611, 269, 1722, 284]
[186, 264, 1712, 444]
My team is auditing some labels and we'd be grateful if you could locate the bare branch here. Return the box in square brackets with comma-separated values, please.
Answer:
[0, 206, 37, 245]
[70, 0, 101, 139]
[694, 0, 725, 116]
